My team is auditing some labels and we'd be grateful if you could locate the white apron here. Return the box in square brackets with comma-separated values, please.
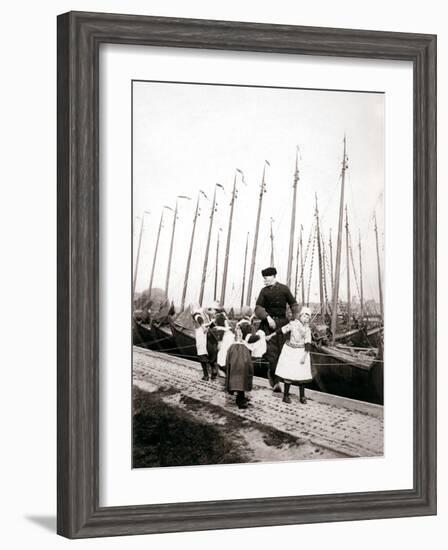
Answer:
[244, 330, 267, 358]
[217, 326, 235, 367]
[275, 320, 312, 383]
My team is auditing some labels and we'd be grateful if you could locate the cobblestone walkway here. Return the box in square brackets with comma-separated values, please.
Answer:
[133, 347, 383, 458]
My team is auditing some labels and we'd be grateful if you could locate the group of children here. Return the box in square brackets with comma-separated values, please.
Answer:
[193, 304, 313, 409]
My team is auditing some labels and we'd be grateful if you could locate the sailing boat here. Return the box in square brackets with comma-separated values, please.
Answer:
[333, 218, 383, 347]
[169, 186, 219, 362]
[168, 178, 236, 362]
[367, 213, 384, 347]
[309, 137, 384, 404]
[133, 199, 188, 351]
[148, 300, 176, 352]
[169, 169, 260, 365]
[132, 211, 154, 347]
[132, 208, 169, 350]
[169, 306, 201, 360]
[150, 195, 193, 352]
[330, 209, 366, 345]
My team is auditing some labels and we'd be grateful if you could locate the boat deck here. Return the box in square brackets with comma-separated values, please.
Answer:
[133, 346, 384, 458]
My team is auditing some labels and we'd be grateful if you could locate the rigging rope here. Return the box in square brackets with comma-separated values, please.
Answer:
[135, 347, 383, 365]
[320, 232, 331, 311]
[306, 224, 317, 306]
[295, 220, 316, 298]
[348, 229, 361, 304]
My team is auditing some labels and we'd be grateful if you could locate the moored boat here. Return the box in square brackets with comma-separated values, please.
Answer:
[309, 138, 384, 404]
[169, 323, 198, 360]
[151, 322, 176, 352]
[365, 325, 383, 347]
[170, 309, 198, 360]
[132, 318, 160, 350]
[311, 342, 383, 404]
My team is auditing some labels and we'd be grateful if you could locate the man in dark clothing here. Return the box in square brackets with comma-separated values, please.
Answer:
[254, 267, 299, 391]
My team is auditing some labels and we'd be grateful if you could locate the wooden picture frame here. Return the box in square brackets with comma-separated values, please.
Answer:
[57, 11, 437, 538]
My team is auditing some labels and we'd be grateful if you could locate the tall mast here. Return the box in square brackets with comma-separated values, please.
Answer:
[315, 195, 325, 316]
[133, 210, 150, 301]
[329, 228, 334, 296]
[330, 136, 348, 343]
[286, 147, 300, 288]
[321, 232, 330, 314]
[148, 206, 169, 303]
[181, 192, 205, 310]
[294, 227, 300, 297]
[214, 228, 222, 301]
[221, 169, 244, 306]
[345, 205, 351, 324]
[165, 195, 190, 299]
[358, 231, 364, 319]
[300, 225, 305, 305]
[165, 202, 178, 297]
[241, 232, 250, 309]
[374, 214, 384, 321]
[246, 160, 268, 306]
[270, 217, 275, 267]
[199, 184, 222, 306]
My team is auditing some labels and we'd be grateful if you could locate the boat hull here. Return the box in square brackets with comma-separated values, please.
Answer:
[170, 322, 198, 360]
[365, 326, 382, 347]
[334, 325, 383, 348]
[132, 319, 159, 348]
[152, 323, 176, 353]
[335, 327, 369, 347]
[311, 345, 383, 404]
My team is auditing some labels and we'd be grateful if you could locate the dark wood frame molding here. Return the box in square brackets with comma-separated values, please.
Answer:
[57, 11, 437, 538]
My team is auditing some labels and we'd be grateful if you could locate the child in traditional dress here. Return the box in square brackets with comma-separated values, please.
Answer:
[266, 306, 313, 404]
[225, 320, 257, 409]
[193, 312, 217, 381]
[214, 311, 235, 371]
[245, 315, 268, 373]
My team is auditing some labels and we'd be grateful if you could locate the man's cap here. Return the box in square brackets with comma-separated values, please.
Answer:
[261, 267, 277, 277]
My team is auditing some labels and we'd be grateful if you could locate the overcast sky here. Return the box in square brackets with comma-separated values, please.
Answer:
[132, 80, 384, 309]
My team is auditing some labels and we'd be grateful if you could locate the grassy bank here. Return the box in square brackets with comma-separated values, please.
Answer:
[133, 386, 246, 468]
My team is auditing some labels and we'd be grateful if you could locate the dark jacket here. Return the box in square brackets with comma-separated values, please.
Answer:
[254, 282, 299, 333]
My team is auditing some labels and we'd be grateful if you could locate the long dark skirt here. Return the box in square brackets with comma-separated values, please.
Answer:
[225, 343, 254, 392]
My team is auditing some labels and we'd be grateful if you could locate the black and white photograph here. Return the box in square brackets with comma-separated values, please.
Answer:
[132, 80, 385, 468]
